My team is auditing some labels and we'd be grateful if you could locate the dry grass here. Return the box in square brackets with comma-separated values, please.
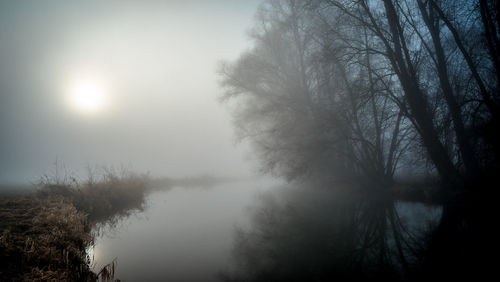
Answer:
[0, 171, 149, 281]
[38, 171, 149, 224]
[0, 195, 95, 281]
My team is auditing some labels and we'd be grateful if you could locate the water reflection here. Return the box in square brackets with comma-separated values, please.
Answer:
[221, 183, 442, 282]
[89, 179, 440, 281]
[90, 179, 278, 281]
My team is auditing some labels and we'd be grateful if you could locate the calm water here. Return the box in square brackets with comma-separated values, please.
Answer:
[89, 179, 278, 281]
[89, 179, 441, 281]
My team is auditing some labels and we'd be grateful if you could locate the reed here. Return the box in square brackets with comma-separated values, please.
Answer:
[0, 169, 150, 281]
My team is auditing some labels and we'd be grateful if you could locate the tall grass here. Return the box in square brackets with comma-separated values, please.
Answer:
[1, 168, 150, 281]
[38, 169, 150, 224]
[0, 195, 95, 281]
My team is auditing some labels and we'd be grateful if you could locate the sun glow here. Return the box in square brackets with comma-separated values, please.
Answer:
[67, 75, 110, 114]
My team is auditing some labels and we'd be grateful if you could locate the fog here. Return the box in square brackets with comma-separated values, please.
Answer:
[1, 0, 498, 281]
[0, 0, 259, 183]
[89, 180, 274, 281]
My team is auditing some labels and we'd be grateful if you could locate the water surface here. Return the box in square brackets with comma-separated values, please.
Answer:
[90, 179, 276, 281]
[90, 179, 441, 281]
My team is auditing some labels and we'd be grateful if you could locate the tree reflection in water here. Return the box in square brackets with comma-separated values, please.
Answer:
[221, 182, 438, 282]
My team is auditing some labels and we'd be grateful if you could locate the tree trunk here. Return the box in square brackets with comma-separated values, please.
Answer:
[418, 0, 479, 177]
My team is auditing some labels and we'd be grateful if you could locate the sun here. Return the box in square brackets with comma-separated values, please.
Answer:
[67, 75, 110, 114]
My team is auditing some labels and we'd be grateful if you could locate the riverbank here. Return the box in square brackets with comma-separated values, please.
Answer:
[0, 172, 149, 281]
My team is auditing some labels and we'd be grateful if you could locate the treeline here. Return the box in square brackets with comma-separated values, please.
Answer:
[148, 175, 238, 190]
[219, 0, 499, 280]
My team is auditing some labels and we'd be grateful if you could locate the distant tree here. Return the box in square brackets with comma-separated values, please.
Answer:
[219, 0, 414, 186]
[219, 0, 329, 180]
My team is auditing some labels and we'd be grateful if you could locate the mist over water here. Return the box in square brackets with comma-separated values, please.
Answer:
[2, 0, 498, 280]
[86, 179, 440, 281]
[90, 179, 277, 281]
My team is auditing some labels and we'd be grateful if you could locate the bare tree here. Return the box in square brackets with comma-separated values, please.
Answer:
[219, 1, 422, 278]
[220, 0, 499, 279]
[315, 0, 500, 279]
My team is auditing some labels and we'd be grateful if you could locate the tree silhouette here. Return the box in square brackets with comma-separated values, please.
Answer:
[220, 0, 500, 279]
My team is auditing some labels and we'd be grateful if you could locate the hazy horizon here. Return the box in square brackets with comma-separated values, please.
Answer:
[0, 0, 260, 184]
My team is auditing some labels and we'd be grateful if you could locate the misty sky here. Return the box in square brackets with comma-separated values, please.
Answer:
[0, 0, 260, 183]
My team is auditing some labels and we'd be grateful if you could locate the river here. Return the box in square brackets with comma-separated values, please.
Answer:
[89, 178, 278, 281]
[89, 179, 441, 281]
